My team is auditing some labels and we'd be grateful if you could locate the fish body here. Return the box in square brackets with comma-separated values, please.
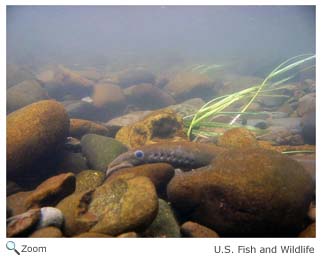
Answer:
[106, 141, 226, 177]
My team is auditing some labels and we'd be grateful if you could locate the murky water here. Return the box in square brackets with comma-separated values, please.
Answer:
[6, 6, 315, 238]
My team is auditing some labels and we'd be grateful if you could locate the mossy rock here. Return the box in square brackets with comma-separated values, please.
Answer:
[144, 199, 180, 237]
[75, 170, 106, 193]
[7, 100, 70, 179]
[88, 176, 158, 235]
[217, 127, 259, 149]
[81, 134, 128, 172]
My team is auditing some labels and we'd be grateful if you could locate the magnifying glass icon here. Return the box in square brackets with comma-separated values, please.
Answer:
[6, 241, 20, 255]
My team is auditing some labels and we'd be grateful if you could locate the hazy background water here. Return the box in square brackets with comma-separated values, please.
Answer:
[7, 5, 315, 74]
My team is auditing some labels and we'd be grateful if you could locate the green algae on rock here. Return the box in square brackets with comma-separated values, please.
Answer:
[143, 199, 180, 237]
[81, 134, 128, 172]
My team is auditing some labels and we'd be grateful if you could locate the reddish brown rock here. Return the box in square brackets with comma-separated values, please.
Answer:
[298, 223, 315, 238]
[7, 100, 70, 179]
[7, 208, 41, 237]
[29, 226, 63, 237]
[56, 190, 98, 236]
[7, 191, 33, 216]
[167, 148, 314, 237]
[24, 173, 76, 210]
[70, 118, 109, 138]
[181, 221, 220, 237]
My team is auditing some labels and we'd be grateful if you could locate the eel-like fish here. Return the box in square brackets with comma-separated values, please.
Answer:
[106, 141, 226, 177]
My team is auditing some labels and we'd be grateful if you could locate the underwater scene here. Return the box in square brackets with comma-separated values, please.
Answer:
[6, 6, 315, 238]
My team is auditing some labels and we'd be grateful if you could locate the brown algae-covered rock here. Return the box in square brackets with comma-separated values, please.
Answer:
[106, 163, 174, 197]
[7, 100, 70, 179]
[56, 190, 98, 236]
[70, 118, 109, 138]
[116, 109, 185, 148]
[167, 148, 314, 236]
[88, 176, 158, 235]
[181, 221, 220, 237]
[75, 170, 106, 193]
[217, 127, 259, 149]
[24, 173, 76, 210]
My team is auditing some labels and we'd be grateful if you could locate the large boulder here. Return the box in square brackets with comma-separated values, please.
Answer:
[7, 79, 49, 113]
[167, 148, 314, 237]
[7, 100, 70, 179]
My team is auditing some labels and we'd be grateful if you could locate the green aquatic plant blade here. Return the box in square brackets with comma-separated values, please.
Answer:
[229, 54, 315, 125]
[186, 54, 316, 139]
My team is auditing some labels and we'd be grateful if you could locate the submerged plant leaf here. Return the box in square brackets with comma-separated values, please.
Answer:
[186, 54, 316, 139]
